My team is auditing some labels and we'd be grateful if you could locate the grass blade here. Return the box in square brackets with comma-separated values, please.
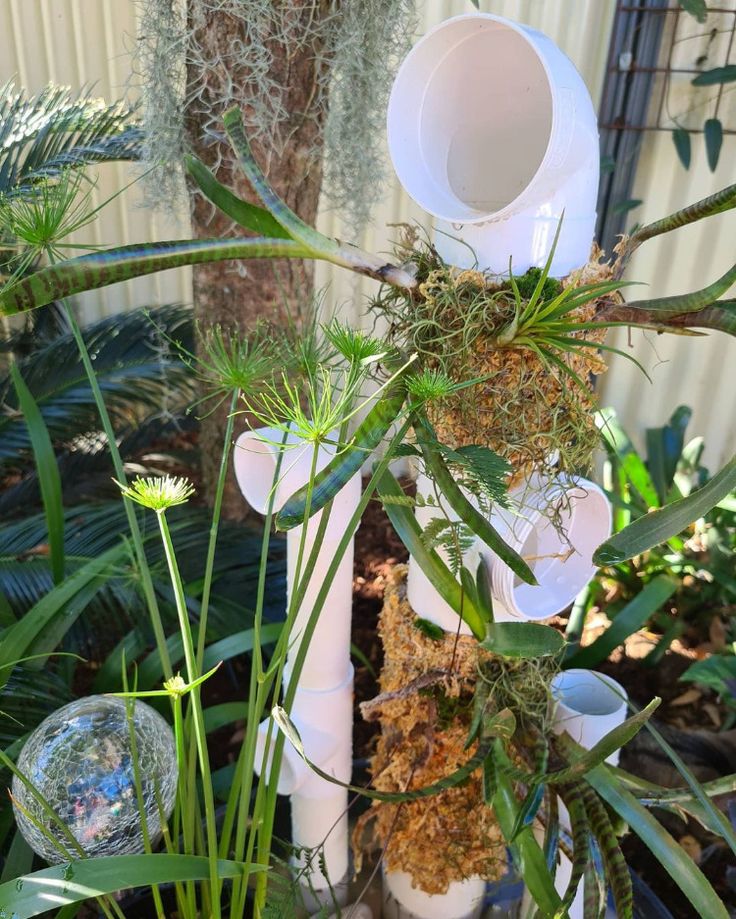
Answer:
[565, 576, 678, 668]
[0, 854, 262, 919]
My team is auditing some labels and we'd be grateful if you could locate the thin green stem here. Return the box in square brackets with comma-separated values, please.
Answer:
[62, 302, 172, 680]
[196, 389, 240, 670]
[156, 510, 221, 919]
[250, 444, 320, 917]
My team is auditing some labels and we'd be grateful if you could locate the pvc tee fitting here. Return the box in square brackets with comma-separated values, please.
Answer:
[388, 13, 599, 276]
[233, 426, 361, 689]
[407, 474, 611, 630]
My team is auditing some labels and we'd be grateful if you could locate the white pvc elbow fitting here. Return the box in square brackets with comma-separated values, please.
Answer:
[233, 426, 361, 690]
[387, 13, 599, 276]
[407, 474, 611, 630]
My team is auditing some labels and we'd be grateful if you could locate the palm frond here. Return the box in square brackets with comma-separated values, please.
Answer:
[0, 304, 195, 463]
[0, 81, 141, 197]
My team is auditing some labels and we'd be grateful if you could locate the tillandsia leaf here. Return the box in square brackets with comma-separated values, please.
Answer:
[184, 154, 289, 239]
[594, 454, 736, 564]
[0, 237, 310, 316]
[415, 420, 536, 586]
[275, 379, 410, 531]
[549, 699, 660, 785]
[580, 782, 633, 919]
[377, 470, 486, 638]
[481, 622, 565, 659]
[586, 764, 730, 919]
[272, 705, 495, 803]
[223, 107, 415, 289]
[10, 362, 64, 584]
[638, 715, 736, 857]
[0, 854, 262, 919]
[491, 741, 563, 917]
[622, 261, 736, 316]
[565, 577, 678, 669]
[510, 781, 546, 842]
[555, 785, 591, 918]
[619, 182, 736, 264]
[583, 837, 607, 919]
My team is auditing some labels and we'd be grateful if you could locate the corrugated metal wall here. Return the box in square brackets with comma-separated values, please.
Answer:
[0, 0, 192, 322]
[0, 0, 614, 321]
[3, 1, 734, 469]
[597, 3, 736, 470]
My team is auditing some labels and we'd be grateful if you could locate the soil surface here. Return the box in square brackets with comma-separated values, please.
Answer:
[350, 481, 736, 919]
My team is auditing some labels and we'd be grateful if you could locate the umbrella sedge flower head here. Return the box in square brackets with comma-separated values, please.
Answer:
[115, 474, 195, 512]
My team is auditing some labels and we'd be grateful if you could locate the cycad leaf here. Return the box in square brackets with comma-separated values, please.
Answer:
[0, 81, 141, 196]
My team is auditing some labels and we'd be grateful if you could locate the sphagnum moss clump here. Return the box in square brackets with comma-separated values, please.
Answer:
[373, 234, 617, 483]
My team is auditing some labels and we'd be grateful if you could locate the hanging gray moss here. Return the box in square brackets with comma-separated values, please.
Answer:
[133, 0, 417, 229]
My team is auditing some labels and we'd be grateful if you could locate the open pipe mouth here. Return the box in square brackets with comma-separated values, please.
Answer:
[551, 669, 627, 719]
[388, 14, 554, 224]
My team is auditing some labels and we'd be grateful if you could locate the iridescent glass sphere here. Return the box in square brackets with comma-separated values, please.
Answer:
[12, 695, 177, 863]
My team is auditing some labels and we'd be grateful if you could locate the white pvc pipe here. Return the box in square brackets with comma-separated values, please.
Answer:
[388, 12, 599, 277]
[233, 427, 360, 689]
[407, 473, 611, 630]
[548, 669, 628, 918]
[550, 669, 628, 765]
[383, 870, 485, 919]
[233, 426, 359, 900]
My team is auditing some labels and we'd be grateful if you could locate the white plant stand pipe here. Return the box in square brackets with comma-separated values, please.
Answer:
[233, 426, 361, 904]
[547, 669, 629, 918]
[383, 869, 485, 919]
[388, 12, 599, 277]
[386, 12, 603, 912]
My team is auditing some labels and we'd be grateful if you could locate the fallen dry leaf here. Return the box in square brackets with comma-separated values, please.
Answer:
[670, 688, 701, 707]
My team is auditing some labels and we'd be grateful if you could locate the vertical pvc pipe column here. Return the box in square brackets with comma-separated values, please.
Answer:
[549, 670, 628, 917]
[386, 13, 603, 915]
[387, 12, 600, 277]
[233, 426, 361, 903]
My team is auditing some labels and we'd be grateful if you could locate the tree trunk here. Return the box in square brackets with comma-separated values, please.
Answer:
[185, 1, 332, 520]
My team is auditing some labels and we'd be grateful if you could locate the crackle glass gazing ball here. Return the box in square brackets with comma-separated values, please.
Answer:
[12, 695, 177, 863]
